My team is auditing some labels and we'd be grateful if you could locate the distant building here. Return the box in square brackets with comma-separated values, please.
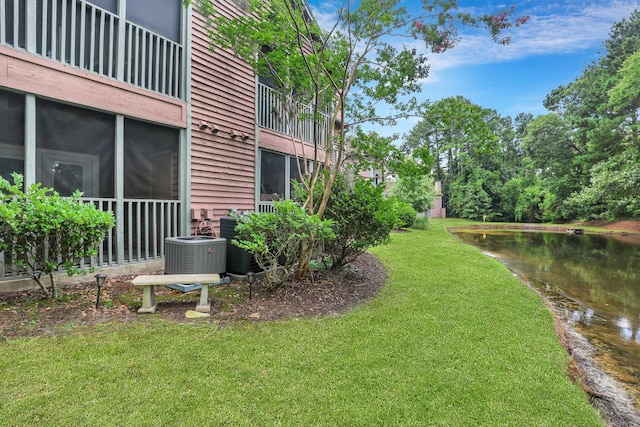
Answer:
[430, 181, 446, 218]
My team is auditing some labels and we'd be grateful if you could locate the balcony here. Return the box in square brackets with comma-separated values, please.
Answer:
[257, 81, 330, 146]
[0, 0, 183, 98]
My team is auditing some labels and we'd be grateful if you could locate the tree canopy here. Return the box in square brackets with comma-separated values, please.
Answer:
[402, 9, 640, 223]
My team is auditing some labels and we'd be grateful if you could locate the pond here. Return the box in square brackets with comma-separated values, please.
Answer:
[452, 228, 640, 402]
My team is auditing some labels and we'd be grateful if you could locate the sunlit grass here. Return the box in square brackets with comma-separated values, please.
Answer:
[0, 219, 604, 426]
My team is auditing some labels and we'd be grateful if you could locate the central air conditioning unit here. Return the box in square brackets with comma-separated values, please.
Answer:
[165, 236, 226, 275]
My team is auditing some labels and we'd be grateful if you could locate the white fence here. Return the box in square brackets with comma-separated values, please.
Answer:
[257, 201, 275, 213]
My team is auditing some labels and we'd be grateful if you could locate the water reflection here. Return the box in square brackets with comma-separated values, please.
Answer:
[453, 229, 640, 395]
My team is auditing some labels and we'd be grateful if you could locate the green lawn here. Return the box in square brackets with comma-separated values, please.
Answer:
[0, 219, 604, 426]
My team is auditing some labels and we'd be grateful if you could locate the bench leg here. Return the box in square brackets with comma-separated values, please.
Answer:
[138, 285, 157, 314]
[195, 284, 211, 313]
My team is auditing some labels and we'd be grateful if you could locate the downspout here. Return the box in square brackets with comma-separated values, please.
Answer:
[254, 75, 260, 212]
[182, 3, 193, 235]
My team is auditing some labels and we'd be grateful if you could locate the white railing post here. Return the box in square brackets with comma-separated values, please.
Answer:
[116, 0, 126, 80]
[257, 82, 330, 146]
[115, 115, 125, 265]
[0, 0, 5, 45]
[40, 0, 49, 56]
[69, 0, 76, 66]
[26, 0, 36, 53]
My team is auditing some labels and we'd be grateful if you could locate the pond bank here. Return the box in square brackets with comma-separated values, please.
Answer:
[448, 220, 640, 240]
[447, 220, 640, 425]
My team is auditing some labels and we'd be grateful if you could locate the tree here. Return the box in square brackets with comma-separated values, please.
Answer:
[404, 96, 505, 219]
[346, 128, 401, 184]
[499, 178, 522, 222]
[0, 174, 115, 298]
[514, 185, 549, 223]
[608, 49, 640, 113]
[564, 147, 640, 220]
[448, 170, 493, 221]
[188, 0, 527, 277]
[541, 11, 640, 220]
[520, 114, 582, 221]
[320, 175, 398, 270]
[388, 174, 434, 213]
[608, 49, 640, 145]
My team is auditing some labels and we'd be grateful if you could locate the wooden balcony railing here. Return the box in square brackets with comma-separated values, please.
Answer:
[0, 0, 183, 98]
[257, 82, 330, 146]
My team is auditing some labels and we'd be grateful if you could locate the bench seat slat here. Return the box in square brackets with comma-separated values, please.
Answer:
[132, 274, 221, 286]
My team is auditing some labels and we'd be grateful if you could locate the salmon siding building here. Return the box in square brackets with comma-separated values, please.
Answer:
[0, 0, 327, 287]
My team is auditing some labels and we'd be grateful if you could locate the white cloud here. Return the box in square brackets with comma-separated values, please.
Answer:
[310, 0, 639, 78]
[306, 0, 640, 119]
[308, 0, 342, 32]
[423, 0, 640, 79]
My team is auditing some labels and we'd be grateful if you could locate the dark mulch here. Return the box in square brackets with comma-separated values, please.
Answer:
[0, 253, 386, 339]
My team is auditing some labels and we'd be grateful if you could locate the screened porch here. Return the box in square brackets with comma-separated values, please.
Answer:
[0, 90, 187, 281]
[0, 0, 185, 98]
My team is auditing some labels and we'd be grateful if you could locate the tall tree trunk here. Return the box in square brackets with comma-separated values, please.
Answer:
[294, 237, 315, 279]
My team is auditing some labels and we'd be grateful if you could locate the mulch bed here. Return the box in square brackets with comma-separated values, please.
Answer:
[0, 253, 386, 339]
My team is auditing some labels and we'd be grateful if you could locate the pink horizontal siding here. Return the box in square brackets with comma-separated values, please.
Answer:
[0, 46, 186, 127]
[190, 2, 257, 232]
[260, 128, 321, 159]
[188, 1, 331, 234]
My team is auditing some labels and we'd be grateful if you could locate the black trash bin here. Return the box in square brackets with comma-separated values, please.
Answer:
[219, 216, 261, 274]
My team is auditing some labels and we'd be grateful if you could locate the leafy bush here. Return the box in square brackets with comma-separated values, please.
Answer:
[412, 215, 430, 230]
[387, 175, 434, 213]
[0, 173, 115, 298]
[564, 149, 640, 220]
[321, 176, 398, 270]
[232, 200, 334, 288]
[390, 198, 417, 228]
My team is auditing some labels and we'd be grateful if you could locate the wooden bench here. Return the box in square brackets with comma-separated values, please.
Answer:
[131, 273, 221, 314]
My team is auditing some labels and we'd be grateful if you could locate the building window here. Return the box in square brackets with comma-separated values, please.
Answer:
[36, 99, 115, 197]
[260, 150, 316, 201]
[290, 156, 312, 197]
[0, 90, 25, 184]
[126, 0, 182, 42]
[124, 118, 179, 200]
[260, 150, 285, 201]
[3, 0, 25, 48]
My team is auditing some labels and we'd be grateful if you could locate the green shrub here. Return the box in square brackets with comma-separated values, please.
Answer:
[232, 200, 334, 288]
[387, 175, 435, 212]
[412, 215, 430, 230]
[391, 198, 417, 228]
[0, 173, 115, 298]
[321, 175, 398, 270]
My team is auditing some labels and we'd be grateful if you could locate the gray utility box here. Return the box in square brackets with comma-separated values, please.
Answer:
[165, 236, 226, 275]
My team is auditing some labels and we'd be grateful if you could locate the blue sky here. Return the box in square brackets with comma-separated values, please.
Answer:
[307, 0, 640, 136]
